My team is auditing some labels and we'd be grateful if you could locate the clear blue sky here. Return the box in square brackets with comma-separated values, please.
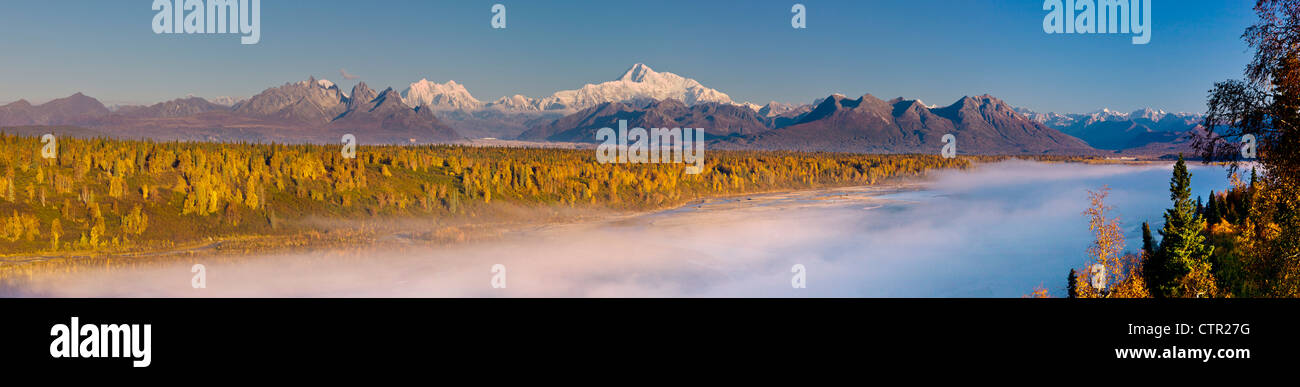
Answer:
[0, 0, 1257, 113]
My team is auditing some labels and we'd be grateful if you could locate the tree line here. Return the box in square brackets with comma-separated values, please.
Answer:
[0, 134, 975, 256]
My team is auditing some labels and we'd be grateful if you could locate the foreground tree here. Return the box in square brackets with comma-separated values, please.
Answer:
[1197, 0, 1300, 296]
[1067, 269, 1080, 298]
[1074, 187, 1149, 298]
[1150, 156, 1217, 297]
[1140, 221, 1159, 294]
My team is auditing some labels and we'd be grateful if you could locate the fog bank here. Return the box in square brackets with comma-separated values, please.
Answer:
[7, 160, 1233, 297]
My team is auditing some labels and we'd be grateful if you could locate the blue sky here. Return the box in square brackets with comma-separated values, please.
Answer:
[0, 0, 1257, 113]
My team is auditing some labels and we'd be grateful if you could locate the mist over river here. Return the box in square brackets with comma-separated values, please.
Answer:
[7, 160, 1234, 297]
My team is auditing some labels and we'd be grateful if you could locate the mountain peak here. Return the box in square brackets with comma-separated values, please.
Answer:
[352, 82, 375, 98]
[1130, 107, 1168, 120]
[49, 92, 107, 107]
[290, 76, 337, 91]
[402, 79, 481, 110]
[948, 94, 1007, 110]
[347, 82, 378, 111]
[375, 88, 403, 105]
[0, 92, 109, 126]
[619, 63, 656, 82]
[507, 63, 732, 111]
[343, 86, 406, 114]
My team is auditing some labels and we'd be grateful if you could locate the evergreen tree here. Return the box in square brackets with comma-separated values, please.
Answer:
[1141, 221, 1160, 295]
[1067, 269, 1080, 298]
[1142, 221, 1156, 257]
[1198, 1, 1300, 296]
[1233, 184, 1249, 222]
[1153, 155, 1216, 297]
[1206, 191, 1221, 226]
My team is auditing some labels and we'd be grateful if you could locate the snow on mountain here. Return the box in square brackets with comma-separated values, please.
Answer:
[401, 79, 483, 110]
[293, 78, 337, 89]
[1084, 107, 1131, 124]
[1130, 107, 1170, 121]
[1016, 106, 1201, 127]
[209, 96, 246, 107]
[1011, 105, 1207, 151]
[487, 94, 538, 111]
[737, 101, 763, 113]
[488, 63, 735, 112]
[757, 101, 798, 117]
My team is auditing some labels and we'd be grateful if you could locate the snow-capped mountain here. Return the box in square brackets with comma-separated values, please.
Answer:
[1017, 106, 1201, 129]
[1130, 107, 1170, 121]
[313, 79, 337, 89]
[1014, 106, 1205, 151]
[757, 101, 801, 117]
[488, 94, 539, 111]
[401, 79, 483, 110]
[208, 96, 246, 107]
[486, 63, 735, 111]
[736, 102, 763, 113]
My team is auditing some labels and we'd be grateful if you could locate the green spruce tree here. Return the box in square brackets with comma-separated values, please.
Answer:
[1141, 221, 1159, 295]
[1153, 155, 1216, 297]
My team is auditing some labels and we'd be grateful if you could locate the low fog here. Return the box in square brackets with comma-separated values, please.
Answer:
[8, 160, 1233, 297]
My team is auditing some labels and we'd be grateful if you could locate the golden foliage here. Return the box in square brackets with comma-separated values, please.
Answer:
[0, 133, 989, 257]
[1074, 187, 1150, 298]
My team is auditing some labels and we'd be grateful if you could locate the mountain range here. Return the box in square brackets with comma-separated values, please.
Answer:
[713, 94, 1098, 155]
[1014, 107, 1204, 154]
[1, 78, 460, 144]
[481, 63, 736, 112]
[0, 63, 1203, 156]
[0, 93, 110, 126]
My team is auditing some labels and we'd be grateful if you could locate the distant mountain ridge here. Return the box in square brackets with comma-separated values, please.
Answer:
[708, 94, 1097, 155]
[113, 97, 227, 119]
[520, 93, 1099, 155]
[0, 77, 461, 144]
[0, 64, 1199, 155]
[1015, 107, 1204, 153]
[0, 93, 109, 126]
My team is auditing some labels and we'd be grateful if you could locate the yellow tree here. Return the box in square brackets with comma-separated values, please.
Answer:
[50, 218, 62, 251]
[1076, 187, 1150, 298]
